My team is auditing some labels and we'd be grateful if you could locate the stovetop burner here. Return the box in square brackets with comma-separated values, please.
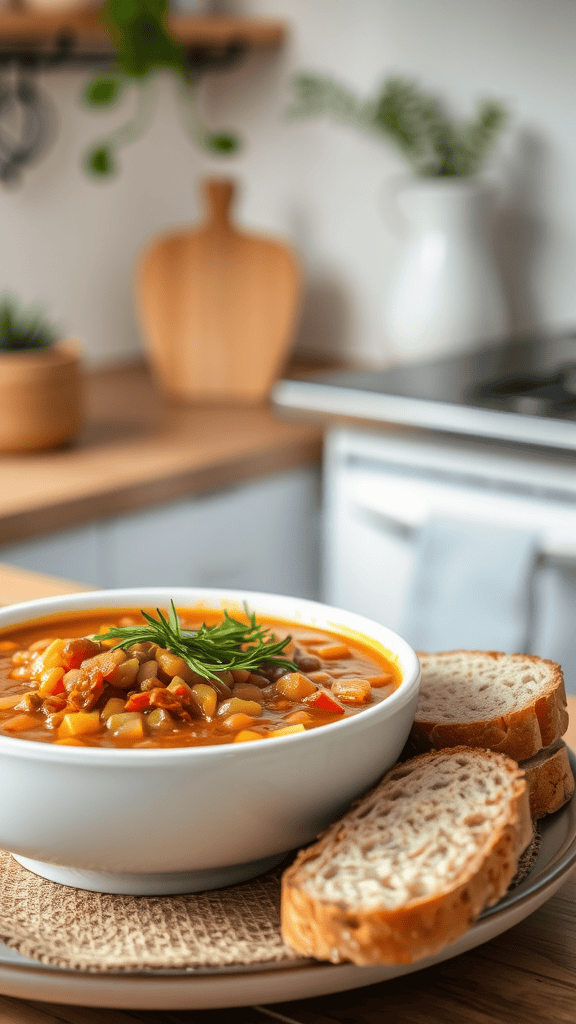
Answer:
[285, 332, 576, 422]
[470, 361, 576, 416]
[274, 331, 576, 454]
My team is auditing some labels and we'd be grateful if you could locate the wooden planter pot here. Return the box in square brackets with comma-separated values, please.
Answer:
[0, 343, 83, 453]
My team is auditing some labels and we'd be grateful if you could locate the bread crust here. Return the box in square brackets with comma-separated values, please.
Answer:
[281, 747, 532, 966]
[521, 740, 575, 819]
[411, 651, 568, 762]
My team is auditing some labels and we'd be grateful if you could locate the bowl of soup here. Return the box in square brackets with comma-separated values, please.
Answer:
[0, 587, 420, 895]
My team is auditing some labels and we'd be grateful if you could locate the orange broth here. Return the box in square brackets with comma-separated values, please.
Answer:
[0, 607, 400, 749]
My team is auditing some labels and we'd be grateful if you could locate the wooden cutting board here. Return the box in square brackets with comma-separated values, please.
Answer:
[135, 178, 301, 404]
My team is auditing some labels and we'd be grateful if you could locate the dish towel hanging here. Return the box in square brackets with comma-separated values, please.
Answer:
[399, 515, 539, 653]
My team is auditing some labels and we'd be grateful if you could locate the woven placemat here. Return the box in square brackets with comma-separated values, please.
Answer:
[0, 828, 542, 975]
[0, 850, 298, 973]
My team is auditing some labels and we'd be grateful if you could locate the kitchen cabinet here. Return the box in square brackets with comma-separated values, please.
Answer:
[104, 465, 321, 596]
[0, 466, 321, 599]
[0, 522, 102, 589]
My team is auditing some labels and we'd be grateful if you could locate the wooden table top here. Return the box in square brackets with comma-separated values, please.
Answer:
[0, 566, 574, 1024]
[0, 361, 323, 546]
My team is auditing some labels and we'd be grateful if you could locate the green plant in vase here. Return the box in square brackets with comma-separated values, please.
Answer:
[288, 74, 511, 361]
[288, 74, 508, 177]
[82, 0, 240, 178]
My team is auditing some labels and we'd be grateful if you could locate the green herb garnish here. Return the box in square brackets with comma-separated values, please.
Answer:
[96, 601, 298, 682]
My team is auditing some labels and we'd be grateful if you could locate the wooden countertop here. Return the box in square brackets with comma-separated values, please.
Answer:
[0, 362, 324, 546]
[0, 566, 575, 1024]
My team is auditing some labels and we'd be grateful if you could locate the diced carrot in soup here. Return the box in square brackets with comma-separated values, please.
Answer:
[58, 712, 102, 738]
[269, 724, 306, 737]
[315, 643, 351, 660]
[368, 672, 395, 688]
[2, 713, 39, 732]
[233, 730, 263, 743]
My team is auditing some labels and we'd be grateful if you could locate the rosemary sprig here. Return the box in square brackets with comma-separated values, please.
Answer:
[96, 601, 298, 682]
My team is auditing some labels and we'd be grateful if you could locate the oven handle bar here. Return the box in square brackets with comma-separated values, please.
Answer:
[351, 501, 576, 566]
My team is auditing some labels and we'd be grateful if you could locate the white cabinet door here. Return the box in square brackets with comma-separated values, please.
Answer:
[323, 462, 413, 631]
[100, 467, 321, 599]
[0, 524, 102, 587]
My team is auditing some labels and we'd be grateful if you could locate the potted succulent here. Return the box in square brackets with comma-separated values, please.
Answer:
[0, 296, 83, 453]
[82, 0, 240, 177]
[289, 74, 511, 361]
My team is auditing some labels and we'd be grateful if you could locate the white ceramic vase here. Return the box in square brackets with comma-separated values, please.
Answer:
[383, 178, 507, 363]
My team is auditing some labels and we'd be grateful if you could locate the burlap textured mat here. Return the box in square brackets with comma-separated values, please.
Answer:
[0, 829, 541, 974]
[0, 850, 297, 973]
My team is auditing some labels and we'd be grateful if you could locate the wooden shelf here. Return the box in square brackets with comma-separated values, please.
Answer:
[0, 9, 286, 63]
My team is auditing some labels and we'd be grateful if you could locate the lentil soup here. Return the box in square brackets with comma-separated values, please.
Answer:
[0, 606, 400, 749]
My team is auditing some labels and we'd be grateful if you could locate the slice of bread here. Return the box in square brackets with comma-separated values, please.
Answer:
[281, 747, 532, 966]
[411, 651, 568, 762]
[521, 738, 575, 819]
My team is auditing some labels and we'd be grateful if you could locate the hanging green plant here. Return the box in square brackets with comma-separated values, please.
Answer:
[288, 73, 508, 178]
[82, 0, 240, 178]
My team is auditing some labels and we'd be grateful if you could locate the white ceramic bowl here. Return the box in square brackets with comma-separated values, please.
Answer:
[0, 587, 420, 895]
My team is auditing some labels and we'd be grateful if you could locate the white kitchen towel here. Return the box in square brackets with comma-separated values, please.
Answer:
[399, 515, 539, 653]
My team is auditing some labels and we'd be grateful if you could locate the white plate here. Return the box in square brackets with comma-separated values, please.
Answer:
[1, 754, 575, 1011]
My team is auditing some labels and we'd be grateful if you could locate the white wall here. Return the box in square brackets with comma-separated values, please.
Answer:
[0, 0, 575, 366]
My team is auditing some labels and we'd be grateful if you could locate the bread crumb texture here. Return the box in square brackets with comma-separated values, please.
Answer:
[296, 751, 521, 909]
[281, 747, 532, 966]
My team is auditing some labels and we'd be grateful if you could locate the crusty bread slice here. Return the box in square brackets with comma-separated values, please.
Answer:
[520, 739, 575, 819]
[411, 651, 568, 762]
[281, 747, 532, 966]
